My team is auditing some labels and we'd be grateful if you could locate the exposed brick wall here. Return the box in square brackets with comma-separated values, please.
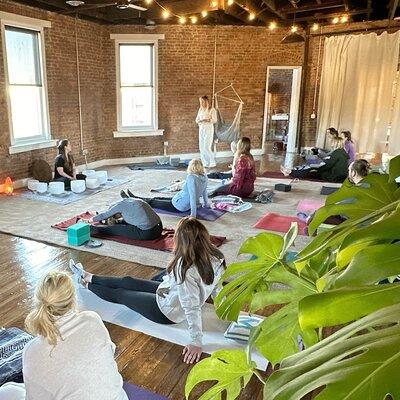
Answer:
[1, 0, 399, 181]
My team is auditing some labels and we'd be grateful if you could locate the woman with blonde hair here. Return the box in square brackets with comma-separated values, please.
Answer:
[11, 271, 127, 400]
[70, 217, 226, 365]
[196, 96, 217, 168]
[123, 159, 209, 218]
[281, 136, 349, 182]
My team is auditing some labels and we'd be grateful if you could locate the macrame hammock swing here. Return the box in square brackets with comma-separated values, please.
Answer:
[211, 32, 244, 145]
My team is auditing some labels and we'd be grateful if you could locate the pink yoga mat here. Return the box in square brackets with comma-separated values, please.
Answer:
[296, 199, 325, 215]
[254, 212, 307, 236]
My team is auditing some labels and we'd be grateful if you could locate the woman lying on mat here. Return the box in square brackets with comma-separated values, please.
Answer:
[281, 137, 349, 183]
[121, 159, 209, 218]
[69, 217, 226, 365]
[53, 139, 86, 190]
[82, 198, 163, 241]
[0, 271, 127, 400]
[213, 137, 256, 198]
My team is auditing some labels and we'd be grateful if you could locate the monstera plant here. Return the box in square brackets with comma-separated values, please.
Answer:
[185, 155, 400, 400]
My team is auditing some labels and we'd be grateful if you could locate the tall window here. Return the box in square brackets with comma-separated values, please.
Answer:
[118, 43, 154, 130]
[3, 25, 49, 145]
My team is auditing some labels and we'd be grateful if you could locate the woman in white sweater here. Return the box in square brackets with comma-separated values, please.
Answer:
[0, 271, 128, 400]
[71, 217, 226, 364]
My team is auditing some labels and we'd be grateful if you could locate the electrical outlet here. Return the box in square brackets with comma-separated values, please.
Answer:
[164, 141, 169, 147]
[81, 149, 88, 156]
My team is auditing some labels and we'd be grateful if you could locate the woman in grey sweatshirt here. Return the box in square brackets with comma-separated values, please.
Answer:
[70, 217, 225, 365]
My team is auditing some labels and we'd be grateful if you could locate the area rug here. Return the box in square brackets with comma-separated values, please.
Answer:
[123, 382, 168, 400]
[262, 170, 326, 183]
[254, 212, 307, 235]
[52, 212, 226, 251]
[15, 178, 130, 205]
[76, 284, 268, 371]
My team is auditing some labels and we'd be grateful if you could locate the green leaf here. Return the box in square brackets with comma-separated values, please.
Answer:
[334, 243, 400, 288]
[299, 283, 400, 330]
[388, 154, 400, 183]
[185, 349, 255, 400]
[263, 304, 400, 400]
[238, 232, 284, 260]
[308, 173, 399, 234]
[280, 222, 298, 257]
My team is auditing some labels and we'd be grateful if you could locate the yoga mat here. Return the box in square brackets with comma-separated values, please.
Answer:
[75, 285, 268, 371]
[262, 171, 326, 183]
[52, 212, 226, 251]
[123, 382, 168, 400]
[153, 207, 225, 222]
[16, 178, 130, 205]
[128, 163, 187, 171]
[151, 182, 221, 197]
[296, 199, 325, 215]
[254, 212, 307, 236]
[320, 186, 339, 195]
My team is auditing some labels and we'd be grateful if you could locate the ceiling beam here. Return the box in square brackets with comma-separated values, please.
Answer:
[260, 0, 287, 20]
[282, 2, 345, 14]
[294, 8, 371, 22]
[287, 0, 299, 8]
[389, 0, 400, 20]
[315, 0, 321, 4]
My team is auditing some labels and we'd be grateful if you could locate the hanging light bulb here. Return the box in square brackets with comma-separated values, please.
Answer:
[144, 0, 152, 4]
[312, 22, 319, 31]
[210, 0, 218, 7]
[162, 9, 170, 19]
[332, 17, 339, 24]
[179, 16, 186, 24]
[248, 12, 255, 21]
[3, 177, 13, 195]
[269, 21, 277, 30]
[190, 15, 198, 23]
[291, 25, 298, 33]
[341, 14, 349, 23]
[201, 10, 208, 17]
[227, 0, 234, 5]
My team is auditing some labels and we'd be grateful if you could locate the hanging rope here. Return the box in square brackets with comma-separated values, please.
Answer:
[212, 27, 218, 107]
[312, 26, 323, 116]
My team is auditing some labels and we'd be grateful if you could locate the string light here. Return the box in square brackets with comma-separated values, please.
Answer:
[201, 10, 208, 17]
[190, 15, 198, 23]
[179, 16, 186, 24]
[144, 0, 152, 4]
[210, 0, 218, 7]
[341, 14, 349, 23]
[291, 25, 298, 33]
[269, 21, 277, 30]
[227, 0, 234, 5]
[162, 9, 170, 19]
[248, 12, 255, 21]
[312, 23, 319, 31]
[332, 17, 339, 24]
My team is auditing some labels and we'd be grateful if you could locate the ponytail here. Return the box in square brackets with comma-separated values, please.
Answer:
[25, 271, 76, 346]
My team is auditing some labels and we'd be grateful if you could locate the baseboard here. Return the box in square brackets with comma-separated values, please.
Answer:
[6, 148, 265, 191]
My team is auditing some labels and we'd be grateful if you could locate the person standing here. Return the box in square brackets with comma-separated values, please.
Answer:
[196, 96, 217, 168]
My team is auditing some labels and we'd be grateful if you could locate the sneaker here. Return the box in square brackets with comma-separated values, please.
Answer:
[68, 259, 84, 278]
[127, 189, 137, 198]
[120, 190, 129, 199]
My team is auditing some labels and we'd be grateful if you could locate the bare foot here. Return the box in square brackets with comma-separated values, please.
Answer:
[82, 271, 93, 285]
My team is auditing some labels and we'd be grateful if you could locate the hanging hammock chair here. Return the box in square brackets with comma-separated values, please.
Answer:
[213, 83, 244, 144]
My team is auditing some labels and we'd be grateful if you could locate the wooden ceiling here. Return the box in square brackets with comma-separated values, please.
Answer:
[8, 0, 400, 26]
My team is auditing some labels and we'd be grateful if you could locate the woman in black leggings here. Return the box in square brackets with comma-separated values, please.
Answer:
[69, 217, 226, 364]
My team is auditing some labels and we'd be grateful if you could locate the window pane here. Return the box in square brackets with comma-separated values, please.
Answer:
[121, 87, 153, 128]
[120, 44, 152, 86]
[5, 27, 41, 85]
[9, 86, 46, 139]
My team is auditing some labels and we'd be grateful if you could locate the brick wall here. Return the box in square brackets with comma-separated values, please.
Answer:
[1, 0, 399, 181]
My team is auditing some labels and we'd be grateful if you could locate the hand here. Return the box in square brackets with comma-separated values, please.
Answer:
[81, 217, 93, 223]
[182, 345, 202, 364]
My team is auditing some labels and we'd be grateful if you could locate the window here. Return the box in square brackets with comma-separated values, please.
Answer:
[2, 23, 50, 146]
[112, 34, 164, 137]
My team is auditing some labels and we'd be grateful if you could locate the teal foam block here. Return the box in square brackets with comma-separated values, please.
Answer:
[67, 222, 90, 246]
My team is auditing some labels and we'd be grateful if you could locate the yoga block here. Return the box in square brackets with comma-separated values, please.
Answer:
[67, 222, 90, 246]
[275, 183, 292, 192]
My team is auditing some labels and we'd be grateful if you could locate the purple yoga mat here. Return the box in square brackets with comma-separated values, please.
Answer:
[123, 382, 169, 400]
[153, 206, 225, 221]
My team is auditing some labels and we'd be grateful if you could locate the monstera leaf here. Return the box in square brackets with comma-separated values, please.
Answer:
[264, 304, 400, 400]
[388, 154, 400, 183]
[185, 350, 255, 400]
[215, 225, 297, 321]
[308, 173, 400, 235]
[249, 265, 318, 365]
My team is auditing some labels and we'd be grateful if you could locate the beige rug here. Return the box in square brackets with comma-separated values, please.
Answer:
[0, 166, 340, 268]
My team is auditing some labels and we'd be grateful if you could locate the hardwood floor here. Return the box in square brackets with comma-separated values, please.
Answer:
[0, 233, 268, 399]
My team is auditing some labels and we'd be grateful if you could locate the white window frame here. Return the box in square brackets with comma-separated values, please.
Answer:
[0, 12, 55, 154]
[111, 33, 164, 138]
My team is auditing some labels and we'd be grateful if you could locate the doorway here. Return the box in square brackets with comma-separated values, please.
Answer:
[262, 66, 302, 157]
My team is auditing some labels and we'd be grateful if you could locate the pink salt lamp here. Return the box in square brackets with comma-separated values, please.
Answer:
[4, 177, 14, 195]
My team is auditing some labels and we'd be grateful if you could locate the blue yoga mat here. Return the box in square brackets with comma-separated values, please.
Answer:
[123, 382, 169, 400]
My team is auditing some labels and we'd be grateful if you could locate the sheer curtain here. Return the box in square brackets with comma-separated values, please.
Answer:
[389, 72, 400, 155]
[316, 31, 400, 153]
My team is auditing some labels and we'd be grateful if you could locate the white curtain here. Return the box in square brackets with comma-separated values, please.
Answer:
[316, 31, 400, 153]
[389, 72, 400, 155]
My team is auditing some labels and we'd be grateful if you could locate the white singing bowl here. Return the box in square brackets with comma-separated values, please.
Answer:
[36, 182, 48, 193]
[49, 181, 65, 195]
[86, 177, 99, 189]
[27, 179, 39, 191]
[83, 169, 96, 178]
[95, 170, 108, 185]
[71, 179, 86, 193]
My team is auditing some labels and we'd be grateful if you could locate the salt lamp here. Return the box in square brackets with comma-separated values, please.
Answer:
[4, 177, 14, 195]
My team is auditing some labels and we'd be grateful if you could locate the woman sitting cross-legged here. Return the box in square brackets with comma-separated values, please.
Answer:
[213, 137, 256, 198]
[2, 271, 127, 400]
[281, 136, 349, 183]
[122, 159, 209, 218]
[69, 217, 226, 365]
[83, 198, 163, 241]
